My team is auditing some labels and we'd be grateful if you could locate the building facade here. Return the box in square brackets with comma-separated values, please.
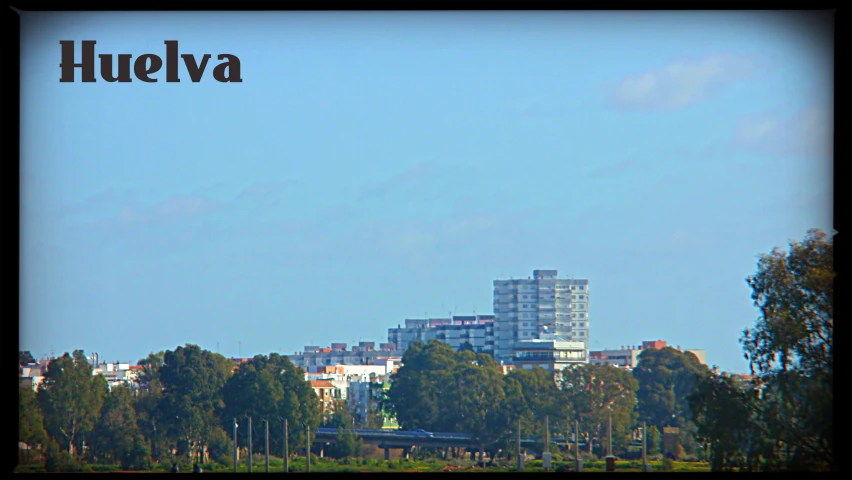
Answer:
[493, 269, 590, 362]
[289, 341, 403, 372]
[589, 340, 707, 370]
[512, 335, 588, 372]
[387, 315, 496, 355]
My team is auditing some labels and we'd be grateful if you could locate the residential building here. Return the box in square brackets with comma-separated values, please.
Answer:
[493, 269, 590, 363]
[387, 315, 495, 354]
[512, 331, 588, 372]
[289, 341, 403, 372]
[590, 345, 643, 369]
[310, 379, 341, 416]
[589, 340, 707, 370]
[19, 363, 45, 391]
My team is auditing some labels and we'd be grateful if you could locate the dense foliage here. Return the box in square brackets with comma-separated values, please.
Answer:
[689, 229, 833, 471]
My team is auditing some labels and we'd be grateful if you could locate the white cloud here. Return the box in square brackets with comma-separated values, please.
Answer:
[733, 106, 832, 158]
[609, 53, 765, 111]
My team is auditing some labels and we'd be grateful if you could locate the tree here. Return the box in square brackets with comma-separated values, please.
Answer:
[20, 351, 37, 365]
[134, 353, 165, 461]
[740, 228, 833, 470]
[323, 399, 356, 429]
[689, 229, 834, 471]
[506, 367, 569, 454]
[37, 351, 108, 456]
[221, 353, 320, 457]
[326, 426, 363, 459]
[688, 373, 763, 471]
[561, 363, 638, 456]
[19, 386, 47, 463]
[646, 425, 662, 456]
[444, 353, 508, 457]
[158, 345, 232, 464]
[88, 384, 141, 464]
[385, 340, 456, 432]
[632, 347, 708, 438]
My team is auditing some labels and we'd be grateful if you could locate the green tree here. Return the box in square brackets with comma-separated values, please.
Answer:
[158, 345, 232, 464]
[323, 399, 356, 429]
[740, 228, 833, 470]
[632, 347, 708, 439]
[221, 353, 320, 458]
[19, 386, 47, 463]
[386, 340, 456, 432]
[688, 373, 762, 471]
[121, 434, 154, 471]
[506, 367, 569, 453]
[445, 352, 508, 458]
[561, 363, 638, 456]
[326, 426, 363, 459]
[88, 384, 141, 464]
[646, 425, 662, 455]
[37, 351, 108, 456]
[689, 229, 834, 471]
[134, 353, 164, 461]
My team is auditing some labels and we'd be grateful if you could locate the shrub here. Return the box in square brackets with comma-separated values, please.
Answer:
[662, 458, 674, 471]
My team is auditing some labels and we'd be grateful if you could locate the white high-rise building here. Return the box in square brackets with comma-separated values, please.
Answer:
[493, 269, 590, 363]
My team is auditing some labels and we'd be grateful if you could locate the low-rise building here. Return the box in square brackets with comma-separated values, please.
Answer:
[310, 379, 341, 416]
[387, 315, 496, 355]
[289, 342, 403, 372]
[512, 332, 588, 372]
[589, 340, 707, 370]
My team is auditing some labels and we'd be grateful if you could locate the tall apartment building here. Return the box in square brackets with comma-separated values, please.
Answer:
[493, 269, 590, 363]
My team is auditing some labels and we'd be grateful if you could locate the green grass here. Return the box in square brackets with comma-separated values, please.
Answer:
[14, 458, 711, 473]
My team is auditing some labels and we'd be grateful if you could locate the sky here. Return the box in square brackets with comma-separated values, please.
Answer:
[20, 11, 833, 373]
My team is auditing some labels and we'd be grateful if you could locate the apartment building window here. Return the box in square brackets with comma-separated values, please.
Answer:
[579, 295, 585, 300]
[579, 313, 585, 319]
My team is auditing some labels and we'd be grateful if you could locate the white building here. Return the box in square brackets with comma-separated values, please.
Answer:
[494, 269, 590, 363]
[512, 332, 588, 372]
[289, 342, 403, 372]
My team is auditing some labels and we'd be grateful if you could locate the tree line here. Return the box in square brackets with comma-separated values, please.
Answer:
[19, 229, 832, 471]
[19, 348, 328, 471]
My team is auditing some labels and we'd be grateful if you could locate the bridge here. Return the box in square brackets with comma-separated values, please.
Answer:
[313, 427, 557, 460]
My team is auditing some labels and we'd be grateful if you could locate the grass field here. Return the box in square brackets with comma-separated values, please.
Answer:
[14, 457, 712, 473]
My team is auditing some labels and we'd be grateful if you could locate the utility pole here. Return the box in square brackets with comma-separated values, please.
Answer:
[608, 413, 612, 457]
[246, 416, 253, 473]
[605, 413, 615, 472]
[279, 417, 289, 473]
[517, 418, 523, 470]
[544, 415, 551, 472]
[575, 420, 581, 472]
[233, 418, 239, 473]
[264, 419, 270, 473]
[642, 420, 648, 472]
[305, 423, 311, 473]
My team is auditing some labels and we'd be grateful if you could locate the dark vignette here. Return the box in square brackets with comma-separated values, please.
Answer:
[7, 2, 842, 473]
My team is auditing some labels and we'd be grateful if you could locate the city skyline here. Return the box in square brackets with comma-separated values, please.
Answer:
[20, 11, 833, 374]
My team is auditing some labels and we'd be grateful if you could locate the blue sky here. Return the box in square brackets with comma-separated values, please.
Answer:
[20, 11, 832, 373]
